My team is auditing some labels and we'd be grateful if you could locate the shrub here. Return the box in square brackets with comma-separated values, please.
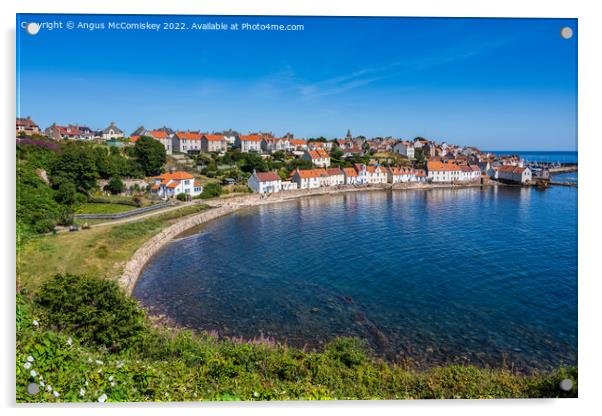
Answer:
[54, 181, 77, 205]
[324, 337, 368, 367]
[176, 192, 188, 201]
[196, 183, 222, 199]
[106, 177, 125, 195]
[35, 274, 146, 352]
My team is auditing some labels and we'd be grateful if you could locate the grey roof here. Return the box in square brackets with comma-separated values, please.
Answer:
[102, 122, 124, 134]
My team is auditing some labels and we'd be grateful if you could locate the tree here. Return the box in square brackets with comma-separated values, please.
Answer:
[54, 181, 77, 205]
[133, 136, 167, 176]
[50, 142, 99, 192]
[106, 177, 125, 195]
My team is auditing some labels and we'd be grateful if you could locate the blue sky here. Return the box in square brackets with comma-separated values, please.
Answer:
[17, 14, 577, 150]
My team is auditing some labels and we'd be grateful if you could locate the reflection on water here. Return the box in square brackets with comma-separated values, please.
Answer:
[134, 187, 577, 372]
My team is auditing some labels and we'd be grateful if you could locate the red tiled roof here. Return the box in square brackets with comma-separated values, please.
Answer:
[289, 139, 307, 146]
[149, 130, 168, 139]
[154, 171, 194, 181]
[343, 167, 358, 177]
[307, 149, 329, 159]
[255, 171, 281, 182]
[240, 135, 262, 142]
[294, 168, 327, 179]
[427, 161, 461, 172]
[176, 131, 202, 140]
[325, 168, 343, 176]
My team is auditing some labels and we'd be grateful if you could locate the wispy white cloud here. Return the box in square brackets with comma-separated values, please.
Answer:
[266, 37, 515, 99]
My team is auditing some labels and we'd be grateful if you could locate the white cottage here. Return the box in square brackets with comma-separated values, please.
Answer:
[151, 171, 203, 199]
[247, 170, 282, 193]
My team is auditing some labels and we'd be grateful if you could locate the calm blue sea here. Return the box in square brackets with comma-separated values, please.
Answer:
[134, 186, 577, 372]
[486, 150, 578, 164]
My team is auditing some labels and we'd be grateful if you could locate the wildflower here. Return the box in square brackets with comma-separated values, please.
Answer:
[66, 337, 73, 346]
[108, 375, 113, 382]
[116, 360, 124, 368]
[46, 385, 52, 392]
[30, 370, 37, 378]
[39, 381, 45, 387]
[87, 358, 93, 363]
[253, 391, 259, 398]
[79, 388, 85, 397]
[27, 355, 34, 362]
[110, 382, 116, 387]
[98, 393, 107, 403]
[23, 362, 32, 370]
[84, 381, 89, 386]
[32, 320, 39, 327]
[53, 391, 60, 397]
[95, 360, 103, 365]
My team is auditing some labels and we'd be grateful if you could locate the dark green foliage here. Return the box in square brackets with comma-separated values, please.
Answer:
[106, 177, 125, 195]
[54, 181, 77, 205]
[50, 143, 99, 192]
[35, 274, 146, 352]
[196, 183, 223, 199]
[16, 165, 60, 235]
[176, 193, 188, 201]
[133, 136, 167, 176]
[18, 283, 578, 402]
[286, 158, 313, 172]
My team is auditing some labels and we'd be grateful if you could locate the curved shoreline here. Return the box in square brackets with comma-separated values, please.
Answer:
[119, 181, 492, 294]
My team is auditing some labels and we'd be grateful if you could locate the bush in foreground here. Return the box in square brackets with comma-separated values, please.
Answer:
[17, 275, 578, 402]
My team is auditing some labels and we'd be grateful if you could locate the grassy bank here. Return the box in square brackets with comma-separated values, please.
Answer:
[75, 202, 138, 215]
[17, 204, 211, 292]
[16, 277, 577, 403]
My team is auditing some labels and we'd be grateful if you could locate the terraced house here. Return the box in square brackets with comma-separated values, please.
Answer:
[236, 134, 263, 153]
[174, 131, 202, 153]
[201, 134, 228, 153]
[247, 170, 283, 193]
[303, 149, 331, 167]
[150, 171, 203, 199]
[426, 161, 461, 183]
[148, 130, 174, 154]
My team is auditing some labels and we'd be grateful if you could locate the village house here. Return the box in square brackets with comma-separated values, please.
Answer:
[387, 166, 417, 183]
[342, 167, 359, 185]
[414, 169, 427, 182]
[173, 131, 202, 153]
[148, 130, 174, 154]
[150, 171, 203, 199]
[236, 135, 263, 153]
[303, 149, 331, 167]
[321, 168, 345, 187]
[366, 164, 388, 184]
[459, 165, 482, 181]
[247, 170, 282, 194]
[393, 141, 415, 159]
[261, 137, 291, 154]
[16, 116, 40, 136]
[289, 138, 308, 152]
[201, 134, 228, 153]
[44, 124, 83, 140]
[497, 165, 532, 184]
[426, 161, 461, 183]
[290, 168, 323, 189]
[101, 122, 124, 140]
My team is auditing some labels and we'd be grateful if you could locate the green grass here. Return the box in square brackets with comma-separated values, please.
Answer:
[16, 290, 578, 403]
[17, 204, 211, 292]
[75, 203, 137, 215]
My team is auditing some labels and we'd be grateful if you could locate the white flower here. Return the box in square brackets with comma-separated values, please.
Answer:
[32, 320, 39, 327]
[79, 388, 85, 397]
[30, 370, 37, 378]
[66, 337, 73, 346]
[27, 355, 34, 362]
[87, 358, 93, 363]
[53, 391, 60, 397]
[23, 362, 32, 370]
[253, 391, 259, 398]
[108, 375, 113, 382]
[110, 382, 116, 387]
[98, 393, 108, 403]
[116, 361, 124, 368]
[46, 385, 52, 392]
[84, 381, 89, 386]
[95, 360, 103, 365]
[39, 381, 45, 387]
